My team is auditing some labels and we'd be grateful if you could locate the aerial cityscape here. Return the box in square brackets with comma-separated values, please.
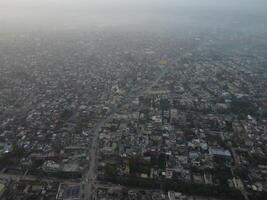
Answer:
[0, 0, 267, 200]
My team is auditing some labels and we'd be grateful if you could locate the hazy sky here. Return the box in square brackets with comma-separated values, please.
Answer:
[0, 0, 267, 33]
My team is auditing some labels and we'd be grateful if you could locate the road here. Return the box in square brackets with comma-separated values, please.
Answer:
[83, 68, 167, 200]
[83, 42, 210, 200]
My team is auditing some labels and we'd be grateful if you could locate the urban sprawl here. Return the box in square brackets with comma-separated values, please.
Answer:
[0, 31, 267, 200]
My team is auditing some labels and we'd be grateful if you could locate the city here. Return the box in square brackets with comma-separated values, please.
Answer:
[0, 1, 267, 200]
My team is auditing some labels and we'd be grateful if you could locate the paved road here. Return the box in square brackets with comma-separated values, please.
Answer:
[83, 42, 211, 200]
[83, 68, 167, 200]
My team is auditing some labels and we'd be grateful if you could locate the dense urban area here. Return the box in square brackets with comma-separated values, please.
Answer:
[0, 29, 267, 200]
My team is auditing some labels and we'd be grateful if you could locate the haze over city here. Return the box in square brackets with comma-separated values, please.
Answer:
[0, 1, 267, 200]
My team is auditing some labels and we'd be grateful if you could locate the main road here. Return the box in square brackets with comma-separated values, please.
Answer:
[84, 42, 209, 200]
[83, 42, 210, 199]
[83, 67, 168, 200]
